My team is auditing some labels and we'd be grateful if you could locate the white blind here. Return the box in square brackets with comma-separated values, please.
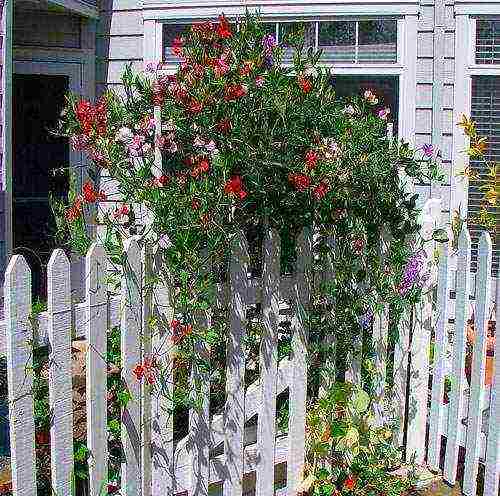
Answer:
[476, 19, 500, 65]
[469, 75, 500, 276]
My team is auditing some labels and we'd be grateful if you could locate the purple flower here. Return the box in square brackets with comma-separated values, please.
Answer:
[360, 309, 374, 329]
[422, 143, 434, 157]
[264, 55, 274, 68]
[398, 251, 426, 295]
[262, 34, 277, 54]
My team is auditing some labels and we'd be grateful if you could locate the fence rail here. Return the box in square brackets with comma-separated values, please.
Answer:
[0, 199, 499, 495]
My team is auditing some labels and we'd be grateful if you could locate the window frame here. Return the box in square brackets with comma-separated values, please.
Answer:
[144, 11, 418, 144]
[451, 15, 500, 218]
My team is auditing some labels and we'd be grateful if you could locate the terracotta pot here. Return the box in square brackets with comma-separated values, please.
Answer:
[465, 320, 495, 386]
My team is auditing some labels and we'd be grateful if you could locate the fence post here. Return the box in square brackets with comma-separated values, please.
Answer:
[86, 242, 109, 496]
[287, 228, 312, 493]
[484, 273, 500, 496]
[443, 227, 472, 484]
[121, 237, 143, 496]
[5, 255, 36, 495]
[47, 249, 74, 494]
[405, 198, 441, 464]
[427, 229, 451, 470]
[463, 232, 492, 496]
[256, 228, 280, 495]
[223, 232, 249, 496]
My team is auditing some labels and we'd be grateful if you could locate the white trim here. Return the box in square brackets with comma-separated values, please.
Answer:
[3, 0, 14, 268]
[48, 0, 99, 18]
[399, 14, 417, 147]
[455, 2, 500, 15]
[143, 5, 419, 20]
[450, 15, 473, 219]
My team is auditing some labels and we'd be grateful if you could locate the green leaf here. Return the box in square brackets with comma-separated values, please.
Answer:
[432, 228, 449, 243]
[352, 389, 370, 413]
[330, 420, 348, 438]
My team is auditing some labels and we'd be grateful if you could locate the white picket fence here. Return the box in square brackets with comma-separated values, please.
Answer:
[0, 198, 498, 496]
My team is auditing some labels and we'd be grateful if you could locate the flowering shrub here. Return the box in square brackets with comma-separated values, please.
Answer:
[52, 12, 443, 492]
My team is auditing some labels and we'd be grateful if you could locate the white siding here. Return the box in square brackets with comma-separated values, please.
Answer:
[97, 4, 143, 93]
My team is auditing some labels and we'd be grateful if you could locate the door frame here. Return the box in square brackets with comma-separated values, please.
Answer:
[6, 48, 94, 266]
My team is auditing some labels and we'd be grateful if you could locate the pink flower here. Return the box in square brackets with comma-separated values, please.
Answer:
[128, 134, 146, 156]
[313, 182, 329, 200]
[255, 76, 265, 88]
[363, 90, 378, 104]
[70, 134, 90, 151]
[377, 107, 390, 120]
[422, 143, 434, 157]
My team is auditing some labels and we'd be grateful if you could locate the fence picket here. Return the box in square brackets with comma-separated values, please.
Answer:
[151, 250, 175, 495]
[405, 198, 440, 464]
[86, 243, 109, 496]
[372, 306, 388, 426]
[224, 232, 249, 496]
[287, 228, 312, 494]
[5, 256, 36, 495]
[121, 238, 143, 496]
[444, 228, 471, 484]
[427, 235, 451, 471]
[256, 229, 281, 495]
[47, 250, 74, 494]
[189, 251, 211, 496]
[319, 236, 335, 396]
[484, 276, 500, 496]
[141, 246, 153, 496]
[463, 232, 493, 496]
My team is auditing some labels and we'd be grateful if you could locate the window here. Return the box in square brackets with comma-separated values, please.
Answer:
[469, 75, 500, 276]
[162, 19, 398, 65]
[476, 19, 500, 65]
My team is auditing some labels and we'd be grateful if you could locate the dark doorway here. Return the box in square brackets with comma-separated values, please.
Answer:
[331, 75, 399, 132]
[13, 74, 70, 299]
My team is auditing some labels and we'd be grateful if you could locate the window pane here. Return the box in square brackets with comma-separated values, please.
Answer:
[331, 75, 399, 129]
[278, 22, 315, 62]
[358, 20, 397, 63]
[163, 23, 190, 63]
[469, 75, 500, 275]
[476, 20, 500, 64]
[318, 21, 356, 63]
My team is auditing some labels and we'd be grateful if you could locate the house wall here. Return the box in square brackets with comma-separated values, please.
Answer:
[97, 0, 143, 96]
[415, 0, 455, 219]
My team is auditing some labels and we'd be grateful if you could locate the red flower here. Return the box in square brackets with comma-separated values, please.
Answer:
[36, 430, 50, 445]
[289, 173, 311, 192]
[224, 175, 248, 200]
[224, 84, 247, 102]
[343, 475, 356, 491]
[0, 482, 12, 494]
[172, 323, 194, 345]
[190, 158, 210, 178]
[172, 37, 184, 57]
[188, 99, 203, 113]
[83, 181, 106, 203]
[133, 364, 145, 381]
[65, 197, 83, 222]
[153, 175, 170, 188]
[192, 199, 201, 210]
[94, 96, 108, 136]
[217, 15, 232, 39]
[76, 100, 94, 135]
[171, 319, 181, 331]
[216, 118, 232, 134]
[313, 181, 329, 200]
[298, 76, 313, 94]
[305, 150, 318, 169]
[107, 482, 120, 494]
[239, 61, 253, 76]
[352, 238, 365, 255]
[114, 204, 130, 219]
[152, 81, 165, 106]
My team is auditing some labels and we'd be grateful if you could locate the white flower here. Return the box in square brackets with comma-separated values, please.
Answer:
[205, 140, 217, 152]
[162, 119, 176, 132]
[344, 105, 356, 116]
[304, 66, 318, 78]
[115, 127, 133, 143]
[193, 136, 205, 147]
